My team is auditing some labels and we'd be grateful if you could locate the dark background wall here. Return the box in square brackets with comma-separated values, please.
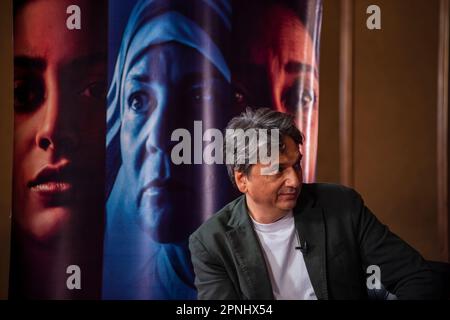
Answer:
[317, 0, 448, 262]
[353, 0, 440, 261]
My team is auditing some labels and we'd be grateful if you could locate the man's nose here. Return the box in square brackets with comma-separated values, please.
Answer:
[285, 167, 301, 188]
[35, 78, 78, 153]
[263, 63, 285, 113]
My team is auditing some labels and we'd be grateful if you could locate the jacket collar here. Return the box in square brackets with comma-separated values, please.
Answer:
[225, 185, 329, 300]
[293, 185, 329, 300]
[225, 195, 274, 299]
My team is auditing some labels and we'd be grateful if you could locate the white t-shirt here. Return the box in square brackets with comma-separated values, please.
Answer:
[251, 212, 317, 300]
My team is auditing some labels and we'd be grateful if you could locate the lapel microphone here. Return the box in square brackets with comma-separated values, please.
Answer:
[295, 241, 308, 254]
[295, 230, 308, 254]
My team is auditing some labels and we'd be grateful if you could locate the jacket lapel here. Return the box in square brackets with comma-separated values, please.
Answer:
[294, 188, 329, 300]
[226, 196, 274, 299]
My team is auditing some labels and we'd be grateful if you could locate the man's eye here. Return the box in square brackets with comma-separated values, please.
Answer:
[127, 91, 156, 113]
[301, 91, 315, 109]
[80, 81, 107, 100]
[14, 78, 45, 113]
[282, 82, 316, 114]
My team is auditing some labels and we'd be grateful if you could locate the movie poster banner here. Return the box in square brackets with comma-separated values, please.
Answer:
[10, 0, 322, 300]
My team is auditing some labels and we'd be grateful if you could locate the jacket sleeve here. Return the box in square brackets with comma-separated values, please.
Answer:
[189, 233, 240, 300]
[350, 190, 439, 299]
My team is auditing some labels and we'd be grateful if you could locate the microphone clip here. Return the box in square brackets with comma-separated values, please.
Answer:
[295, 230, 308, 254]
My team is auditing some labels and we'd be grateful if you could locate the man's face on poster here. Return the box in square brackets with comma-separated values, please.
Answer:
[232, 4, 319, 182]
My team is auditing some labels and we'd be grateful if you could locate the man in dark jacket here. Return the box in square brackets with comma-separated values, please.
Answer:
[189, 108, 437, 300]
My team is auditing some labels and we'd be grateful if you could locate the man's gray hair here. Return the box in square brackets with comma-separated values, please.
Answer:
[224, 107, 303, 189]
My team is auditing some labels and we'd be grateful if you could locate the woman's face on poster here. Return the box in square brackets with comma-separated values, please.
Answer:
[120, 42, 230, 242]
[13, 0, 106, 242]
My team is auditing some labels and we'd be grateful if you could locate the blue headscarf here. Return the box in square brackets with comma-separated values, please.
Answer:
[106, 0, 231, 196]
[104, 0, 231, 300]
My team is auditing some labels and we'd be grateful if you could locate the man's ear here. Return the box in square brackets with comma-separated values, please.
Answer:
[234, 171, 248, 193]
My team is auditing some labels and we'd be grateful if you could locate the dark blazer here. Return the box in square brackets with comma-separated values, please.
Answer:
[189, 183, 437, 300]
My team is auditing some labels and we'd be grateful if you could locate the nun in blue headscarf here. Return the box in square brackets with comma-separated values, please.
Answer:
[103, 0, 234, 299]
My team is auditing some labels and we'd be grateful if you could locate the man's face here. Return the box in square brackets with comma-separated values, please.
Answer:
[232, 4, 318, 182]
[13, 0, 106, 242]
[243, 135, 303, 216]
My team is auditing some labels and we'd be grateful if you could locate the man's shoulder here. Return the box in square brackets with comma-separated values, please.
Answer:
[301, 182, 363, 212]
[303, 182, 359, 201]
[190, 195, 244, 242]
